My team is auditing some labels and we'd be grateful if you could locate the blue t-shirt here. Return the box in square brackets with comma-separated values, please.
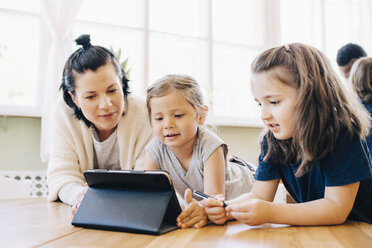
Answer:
[255, 131, 372, 224]
[362, 100, 372, 157]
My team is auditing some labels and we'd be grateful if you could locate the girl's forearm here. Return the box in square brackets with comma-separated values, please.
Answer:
[266, 198, 349, 225]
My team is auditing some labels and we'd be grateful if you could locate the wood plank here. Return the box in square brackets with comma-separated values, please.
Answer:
[0, 198, 79, 247]
[2, 198, 372, 248]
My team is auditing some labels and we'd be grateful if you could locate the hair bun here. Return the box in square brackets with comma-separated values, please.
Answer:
[75, 34, 92, 49]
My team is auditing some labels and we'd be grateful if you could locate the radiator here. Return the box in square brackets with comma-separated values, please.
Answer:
[0, 170, 48, 197]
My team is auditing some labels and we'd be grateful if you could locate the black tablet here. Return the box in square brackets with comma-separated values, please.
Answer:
[71, 170, 182, 235]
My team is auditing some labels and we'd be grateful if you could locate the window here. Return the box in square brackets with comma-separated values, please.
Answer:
[73, 0, 267, 127]
[280, 0, 362, 81]
[0, 0, 41, 116]
[211, 0, 265, 126]
[1, 0, 371, 127]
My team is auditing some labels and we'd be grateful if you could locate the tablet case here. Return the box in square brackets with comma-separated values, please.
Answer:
[71, 170, 182, 235]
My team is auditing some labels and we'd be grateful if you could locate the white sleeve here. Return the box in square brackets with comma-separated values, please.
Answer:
[58, 183, 84, 206]
[47, 98, 87, 202]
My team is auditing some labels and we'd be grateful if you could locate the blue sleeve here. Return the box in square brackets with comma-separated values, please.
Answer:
[323, 133, 372, 186]
[254, 137, 281, 181]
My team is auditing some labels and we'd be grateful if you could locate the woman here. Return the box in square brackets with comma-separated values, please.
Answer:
[47, 35, 152, 214]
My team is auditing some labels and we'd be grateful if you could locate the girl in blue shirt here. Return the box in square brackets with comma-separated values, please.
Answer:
[220, 43, 372, 226]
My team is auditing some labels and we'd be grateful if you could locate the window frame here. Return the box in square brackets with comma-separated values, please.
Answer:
[0, 0, 368, 129]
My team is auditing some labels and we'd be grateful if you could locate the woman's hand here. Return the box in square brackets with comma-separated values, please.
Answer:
[71, 184, 88, 215]
[199, 195, 229, 225]
[176, 189, 208, 229]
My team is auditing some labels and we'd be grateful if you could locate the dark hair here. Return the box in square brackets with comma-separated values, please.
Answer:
[336, 43, 367, 66]
[60, 34, 130, 126]
[252, 43, 370, 176]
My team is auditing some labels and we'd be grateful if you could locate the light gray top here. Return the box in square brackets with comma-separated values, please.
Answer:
[92, 128, 120, 170]
[145, 126, 253, 200]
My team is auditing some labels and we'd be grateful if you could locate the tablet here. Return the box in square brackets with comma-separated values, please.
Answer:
[71, 170, 182, 235]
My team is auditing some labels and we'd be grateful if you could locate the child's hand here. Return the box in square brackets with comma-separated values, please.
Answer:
[176, 189, 208, 229]
[199, 194, 229, 225]
[226, 197, 270, 226]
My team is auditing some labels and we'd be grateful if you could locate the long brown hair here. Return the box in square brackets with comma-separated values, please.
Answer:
[350, 57, 372, 103]
[252, 43, 371, 176]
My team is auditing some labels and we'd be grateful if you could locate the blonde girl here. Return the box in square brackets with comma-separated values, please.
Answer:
[144, 75, 253, 228]
[349, 57, 372, 156]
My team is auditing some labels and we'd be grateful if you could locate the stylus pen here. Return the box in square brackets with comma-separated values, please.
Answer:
[193, 190, 228, 207]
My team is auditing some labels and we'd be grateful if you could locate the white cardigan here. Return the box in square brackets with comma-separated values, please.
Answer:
[47, 94, 153, 201]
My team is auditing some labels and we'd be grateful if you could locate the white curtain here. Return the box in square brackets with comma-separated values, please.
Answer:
[360, 0, 372, 55]
[40, 0, 83, 162]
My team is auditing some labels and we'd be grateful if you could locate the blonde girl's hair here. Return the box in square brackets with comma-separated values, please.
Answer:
[252, 43, 371, 177]
[146, 74, 205, 119]
[350, 57, 372, 103]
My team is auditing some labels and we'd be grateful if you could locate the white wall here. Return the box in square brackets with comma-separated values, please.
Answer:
[0, 116, 262, 171]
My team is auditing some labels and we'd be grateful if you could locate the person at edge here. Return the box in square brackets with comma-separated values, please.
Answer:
[349, 57, 372, 158]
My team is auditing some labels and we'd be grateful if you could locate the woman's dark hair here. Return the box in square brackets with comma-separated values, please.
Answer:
[60, 34, 130, 126]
